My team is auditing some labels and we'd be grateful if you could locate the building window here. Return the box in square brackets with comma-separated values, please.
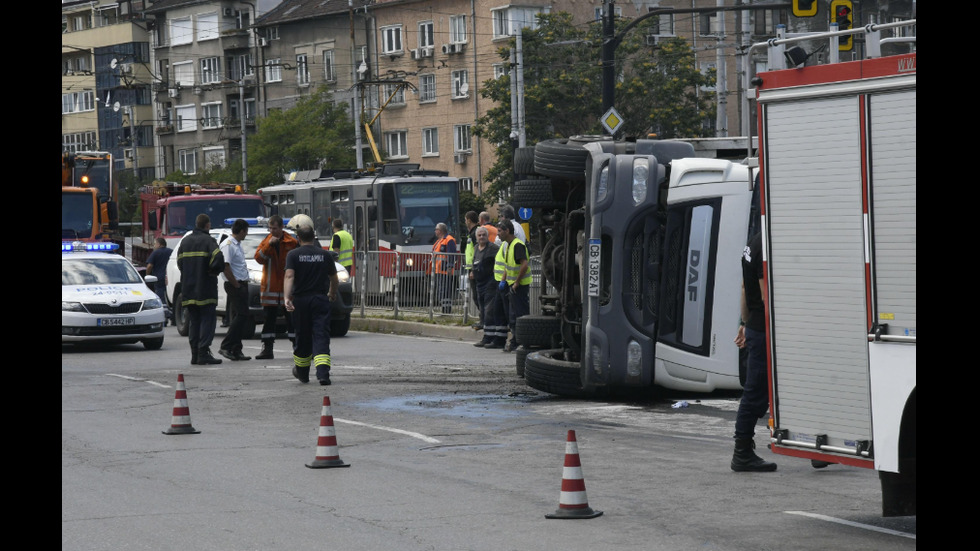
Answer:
[381, 25, 403, 54]
[754, 10, 788, 36]
[196, 12, 219, 42]
[493, 63, 509, 80]
[422, 128, 439, 156]
[296, 54, 310, 86]
[201, 57, 221, 84]
[227, 54, 252, 81]
[96, 6, 119, 27]
[71, 13, 92, 32]
[594, 6, 622, 20]
[266, 58, 282, 83]
[451, 70, 469, 99]
[649, 12, 675, 35]
[203, 147, 226, 170]
[63, 132, 98, 152]
[450, 15, 467, 43]
[176, 104, 197, 132]
[201, 102, 223, 129]
[419, 74, 436, 103]
[62, 91, 95, 114]
[418, 20, 434, 49]
[492, 6, 549, 39]
[459, 178, 473, 192]
[170, 16, 192, 46]
[266, 27, 279, 41]
[323, 50, 336, 81]
[700, 12, 721, 36]
[700, 62, 717, 92]
[454, 124, 472, 153]
[174, 61, 194, 86]
[382, 83, 406, 106]
[385, 131, 408, 159]
[229, 98, 256, 122]
[179, 149, 197, 175]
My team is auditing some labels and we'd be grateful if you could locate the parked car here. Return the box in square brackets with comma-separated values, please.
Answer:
[62, 241, 165, 349]
[165, 224, 354, 339]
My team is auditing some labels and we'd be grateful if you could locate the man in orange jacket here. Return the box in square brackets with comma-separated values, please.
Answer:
[432, 223, 457, 314]
[254, 215, 299, 359]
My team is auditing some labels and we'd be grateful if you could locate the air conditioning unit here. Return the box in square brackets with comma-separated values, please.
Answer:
[258, 37, 268, 47]
[454, 153, 467, 164]
[410, 48, 421, 60]
[168, 88, 179, 98]
[442, 44, 451, 55]
[646, 34, 661, 46]
[223, 7, 234, 17]
[421, 47, 434, 58]
[443, 43, 465, 55]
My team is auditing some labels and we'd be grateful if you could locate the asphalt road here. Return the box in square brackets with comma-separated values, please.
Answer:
[62, 323, 915, 550]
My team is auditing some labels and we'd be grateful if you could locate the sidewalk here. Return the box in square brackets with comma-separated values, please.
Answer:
[350, 316, 477, 341]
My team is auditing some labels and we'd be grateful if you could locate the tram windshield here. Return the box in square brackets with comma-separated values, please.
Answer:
[383, 182, 458, 245]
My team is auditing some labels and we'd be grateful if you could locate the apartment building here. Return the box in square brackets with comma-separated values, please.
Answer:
[144, 0, 260, 180]
[62, 0, 155, 180]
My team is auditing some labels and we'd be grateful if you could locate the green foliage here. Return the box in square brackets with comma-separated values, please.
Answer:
[248, 86, 357, 191]
[474, 12, 716, 202]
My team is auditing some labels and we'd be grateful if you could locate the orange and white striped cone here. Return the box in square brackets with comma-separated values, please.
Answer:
[162, 374, 200, 435]
[305, 396, 350, 469]
[545, 430, 602, 519]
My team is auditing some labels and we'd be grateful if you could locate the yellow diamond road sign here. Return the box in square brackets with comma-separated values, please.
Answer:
[601, 107, 624, 135]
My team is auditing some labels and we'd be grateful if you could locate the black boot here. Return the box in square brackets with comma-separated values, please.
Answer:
[256, 342, 274, 360]
[731, 438, 777, 472]
[197, 348, 223, 365]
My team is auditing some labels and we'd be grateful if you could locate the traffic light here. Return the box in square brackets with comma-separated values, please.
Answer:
[830, 0, 854, 51]
[793, 0, 818, 17]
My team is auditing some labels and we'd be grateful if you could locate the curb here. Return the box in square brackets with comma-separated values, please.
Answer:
[349, 317, 477, 341]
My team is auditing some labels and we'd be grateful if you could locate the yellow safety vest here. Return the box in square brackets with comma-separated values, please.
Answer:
[504, 238, 532, 286]
[333, 230, 354, 268]
[494, 242, 507, 282]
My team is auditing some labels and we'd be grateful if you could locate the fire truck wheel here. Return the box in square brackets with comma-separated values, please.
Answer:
[524, 348, 592, 398]
[173, 293, 189, 337]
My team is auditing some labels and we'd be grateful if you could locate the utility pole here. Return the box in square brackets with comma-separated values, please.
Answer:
[350, 0, 364, 169]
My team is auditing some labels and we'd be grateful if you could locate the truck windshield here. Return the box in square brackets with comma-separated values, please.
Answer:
[62, 191, 95, 240]
[395, 182, 458, 244]
[167, 198, 265, 235]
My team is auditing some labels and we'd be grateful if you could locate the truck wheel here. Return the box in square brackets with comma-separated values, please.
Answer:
[513, 179, 564, 210]
[174, 293, 189, 337]
[516, 346, 530, 378]
[524, 348, 591, 397]
[534, 139, 590, 182]
[142, 337, 164, 350]
[515, 315, 561, 348]
[330, 315, 351, 337]
[513, 146, 537, 177]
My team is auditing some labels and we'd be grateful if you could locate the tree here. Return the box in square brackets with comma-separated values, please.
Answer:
[248, 86, 357, 190]
[474, 12, 715, 202]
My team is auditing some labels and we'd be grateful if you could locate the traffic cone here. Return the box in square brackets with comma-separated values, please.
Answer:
[162, 374, 200, 435]
[305, 396, 351, 469]
[545, 430, 602, 519]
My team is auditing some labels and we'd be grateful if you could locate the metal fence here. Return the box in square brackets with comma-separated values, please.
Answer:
[350, 251, 553, 322]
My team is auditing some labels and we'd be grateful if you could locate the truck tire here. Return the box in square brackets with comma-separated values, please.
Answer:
[534, 139, 590, 182]
[512, 179, 564, 210]
[330, 315, 351, 337]
[515, 315, 561, 348]
[524, 349, 591, 398]
[174, 293, 189, 337]
[514, 146, 537, 177]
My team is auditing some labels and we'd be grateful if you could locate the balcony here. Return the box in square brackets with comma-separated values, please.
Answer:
[156, 124, 174, 135]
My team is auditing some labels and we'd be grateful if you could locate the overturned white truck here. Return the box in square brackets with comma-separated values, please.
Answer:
[513, 137, 756, 397]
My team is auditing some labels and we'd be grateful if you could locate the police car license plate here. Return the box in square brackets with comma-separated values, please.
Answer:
[587, 238, 600, 297]
[98, 317, 135, 327]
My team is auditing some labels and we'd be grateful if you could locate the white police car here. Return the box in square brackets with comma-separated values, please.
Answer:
[62, 241, 166, 349]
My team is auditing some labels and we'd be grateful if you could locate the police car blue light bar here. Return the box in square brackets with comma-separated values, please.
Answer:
[224, 217, 270, 226]
[62, 241, 121, 253]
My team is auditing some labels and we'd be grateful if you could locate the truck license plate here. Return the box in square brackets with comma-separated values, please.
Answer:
[588, 239, 600, 297]
[98, 317, 135, 327]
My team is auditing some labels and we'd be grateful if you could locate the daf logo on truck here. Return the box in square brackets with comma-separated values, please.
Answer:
[687, 249, 701, 301]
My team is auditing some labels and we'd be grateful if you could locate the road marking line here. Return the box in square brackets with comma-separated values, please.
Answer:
[106, 373, 171, 388]
[785, 511, 915, 540]
[334, 418, 441, 444]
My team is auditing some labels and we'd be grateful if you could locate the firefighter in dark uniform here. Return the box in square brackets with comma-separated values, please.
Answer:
[176, 213, 225, 365]
[284, 223, 340, 385]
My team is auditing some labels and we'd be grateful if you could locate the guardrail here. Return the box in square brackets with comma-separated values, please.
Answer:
[349, 251, 552, 322]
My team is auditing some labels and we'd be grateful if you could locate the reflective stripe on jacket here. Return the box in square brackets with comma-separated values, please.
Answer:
[505, 238, 532, 286]
[255, 232, 298, 307]
[176, 228, 223, 306]
[432, 235, 457, 275]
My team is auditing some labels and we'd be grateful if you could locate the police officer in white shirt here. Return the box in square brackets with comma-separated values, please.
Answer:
[219, 219, 251, 361]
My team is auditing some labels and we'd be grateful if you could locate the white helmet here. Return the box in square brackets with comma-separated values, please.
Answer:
[286, 213, 314, 231]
